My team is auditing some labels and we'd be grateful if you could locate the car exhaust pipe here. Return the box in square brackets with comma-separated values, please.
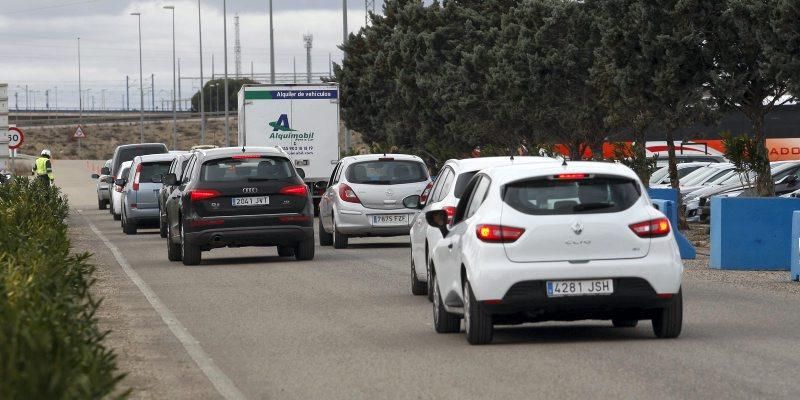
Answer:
[212, 235, 223, 242]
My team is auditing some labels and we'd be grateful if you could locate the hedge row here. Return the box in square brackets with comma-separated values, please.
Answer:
[0, 179, 127, 399]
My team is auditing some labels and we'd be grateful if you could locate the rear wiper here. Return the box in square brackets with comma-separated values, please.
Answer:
[573, 202, 614, 211]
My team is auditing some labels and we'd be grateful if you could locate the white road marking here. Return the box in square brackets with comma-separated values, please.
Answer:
[80, 210, 247, 400]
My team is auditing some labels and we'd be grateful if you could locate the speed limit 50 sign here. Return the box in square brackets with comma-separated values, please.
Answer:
[8, 127, 24, 149]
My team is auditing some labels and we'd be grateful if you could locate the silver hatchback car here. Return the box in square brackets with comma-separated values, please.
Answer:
[120, 153, 178, 234]
[319, 154, 431, 248]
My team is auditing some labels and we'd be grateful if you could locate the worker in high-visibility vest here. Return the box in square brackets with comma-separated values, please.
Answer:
[32, 149, 54, 187]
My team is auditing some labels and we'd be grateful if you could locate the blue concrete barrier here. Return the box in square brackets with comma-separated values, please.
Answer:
[649, 188, 696, 260]
[710, 197, 800, 270]
[651, 199, 696, 260]
[791, 211, 800, 281]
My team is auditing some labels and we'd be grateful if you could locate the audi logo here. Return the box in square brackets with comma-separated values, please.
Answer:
[242, 187, 258, 193]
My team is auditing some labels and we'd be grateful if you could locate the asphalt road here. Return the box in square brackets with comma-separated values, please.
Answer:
[56, 160, 800, 399]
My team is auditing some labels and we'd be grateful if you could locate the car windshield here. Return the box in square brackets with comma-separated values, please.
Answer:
[200, 156, 294, 182]
[140, 162, 172, 184]
[345, 160, 428, 185]
[650, 167, 669, 184]
[115, 145, 168, 172]
[681, 167, 718, 185]
[504, 176, 641, 215]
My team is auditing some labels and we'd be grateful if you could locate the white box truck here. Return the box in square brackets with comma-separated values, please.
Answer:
[238, 83, 340, 206]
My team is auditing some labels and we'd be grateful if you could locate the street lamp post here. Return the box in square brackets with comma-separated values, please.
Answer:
[164, 5, 178, 150]
[223, 0, 230, 146]
[78, 37, 83, 155]
[198, 0, 206, 144]
[131, 12, 145, 143]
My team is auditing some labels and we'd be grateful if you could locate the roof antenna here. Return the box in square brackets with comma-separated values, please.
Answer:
[562, 157, 568, 166]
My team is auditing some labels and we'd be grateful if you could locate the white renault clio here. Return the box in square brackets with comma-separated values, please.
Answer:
[406, 156, 558, 300]
[418, 161, 683, 345]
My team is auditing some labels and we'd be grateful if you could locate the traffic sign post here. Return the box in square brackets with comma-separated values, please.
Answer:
[74, 125, 86, 157]
[0, 83, 9, 175]
[7, 127, 24, 177]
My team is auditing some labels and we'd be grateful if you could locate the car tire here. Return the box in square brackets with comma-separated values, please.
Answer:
[433, 276, 460, 334]
[109, 200, 114, 215]
[612, 319, 639, 328]
[426, 251, 434, 302]
[167, 222, 182, 262]
[122, 211, 137, 235]
[277, 246, 295, 257]
[463, 280, 493, 345]
[332, 218, 348, 249]
[294, 237, 315, 261]
[319, 217, 333, 246]
[410, 258, 427, 296]
[159, 216, 168, 238]
[113, 209, 121, 221]
[181, 223, 201, 266]
[652, 290, 683, 339]
[98, 198, 106, 210]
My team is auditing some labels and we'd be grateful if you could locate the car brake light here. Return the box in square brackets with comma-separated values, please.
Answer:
[419, 182, 433, 204]
[132, 163, 142, 191]
[232, 154, 263, 159]
[278, 215, 312, 223]
[339, 183, 361, 204]
[189, 189, 221, 202]
[629, 217, 671, 238]
[443, 206, 456, 224]
[280, 184, 308, 197]
[554, 173, 588, 180]
[476, 224, 525, 243]
[378, 157, 394, 161]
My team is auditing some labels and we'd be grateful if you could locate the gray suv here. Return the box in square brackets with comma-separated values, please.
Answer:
[120, 153, 178, 234]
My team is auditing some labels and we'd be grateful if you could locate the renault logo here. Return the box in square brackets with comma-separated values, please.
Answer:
[571, 221, 584, 235]
[242, 187, 258, 194]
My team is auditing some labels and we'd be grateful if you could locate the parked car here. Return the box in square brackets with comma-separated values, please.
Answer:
[654, 154, 726, 167]
[649, 162, 712, 187]
[104, 143, 169, 216]
[91, 159, 113, 209]
[158, 153, 193, 238]
[318, 154, 432, 249]
[406, 156, 558, 299]
[163, 147, 314, 265]
[111, 161, 132, 221]
[415, 161, 683, 345]
[690, 161, 800, 222]
[120, 153, 179, 235]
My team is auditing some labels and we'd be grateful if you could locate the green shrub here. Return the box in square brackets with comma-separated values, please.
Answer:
[0, 179, 127, 399]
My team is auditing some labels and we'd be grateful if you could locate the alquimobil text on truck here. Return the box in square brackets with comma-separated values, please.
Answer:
[238, 84, 340, 207]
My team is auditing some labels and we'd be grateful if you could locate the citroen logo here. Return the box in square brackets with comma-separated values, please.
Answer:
[242, 187, 258, 194]
[571, 221, 584, 235]
[385, 188, 394, 197]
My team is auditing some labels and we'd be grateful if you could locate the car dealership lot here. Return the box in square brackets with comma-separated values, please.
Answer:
[55, 160, 800, 399]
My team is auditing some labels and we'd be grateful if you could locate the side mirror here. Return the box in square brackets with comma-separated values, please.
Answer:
[402, 195, 421, 209]
[296, 168, 306, 179]
[163, 173, 178, 186]
[152, 174, 163, 183]
[101, 167, 111, 175]
[426, 210, 449, 237]
[91, 173, 100, 179]
[115, 178, 127, 187]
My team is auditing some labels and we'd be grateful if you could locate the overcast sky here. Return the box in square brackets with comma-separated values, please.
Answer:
[0, 0, 377, 110]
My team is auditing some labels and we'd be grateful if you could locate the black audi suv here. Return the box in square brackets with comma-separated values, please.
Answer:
[162, 147, 315, 265]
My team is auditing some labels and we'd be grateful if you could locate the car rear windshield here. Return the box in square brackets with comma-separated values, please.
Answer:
[115, 145, 168, 172]
[140, 161, 172, 184]
[345, 160, 428, 185]
[503, 176, 641, 215]
[200, 156, 294, 182]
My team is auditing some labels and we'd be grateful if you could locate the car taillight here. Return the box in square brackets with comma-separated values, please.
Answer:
[443, 206, 456, 224]
[189, 189, 221, 202]
[280, 184, 308, 197]
[339, 183, 360, 204]
[278, 215, 312, 223]
[419, 182, 433, 204]
[475, 224, 525, 243]
[629, 217, 671, 238]
[132, 163, 142, 191]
